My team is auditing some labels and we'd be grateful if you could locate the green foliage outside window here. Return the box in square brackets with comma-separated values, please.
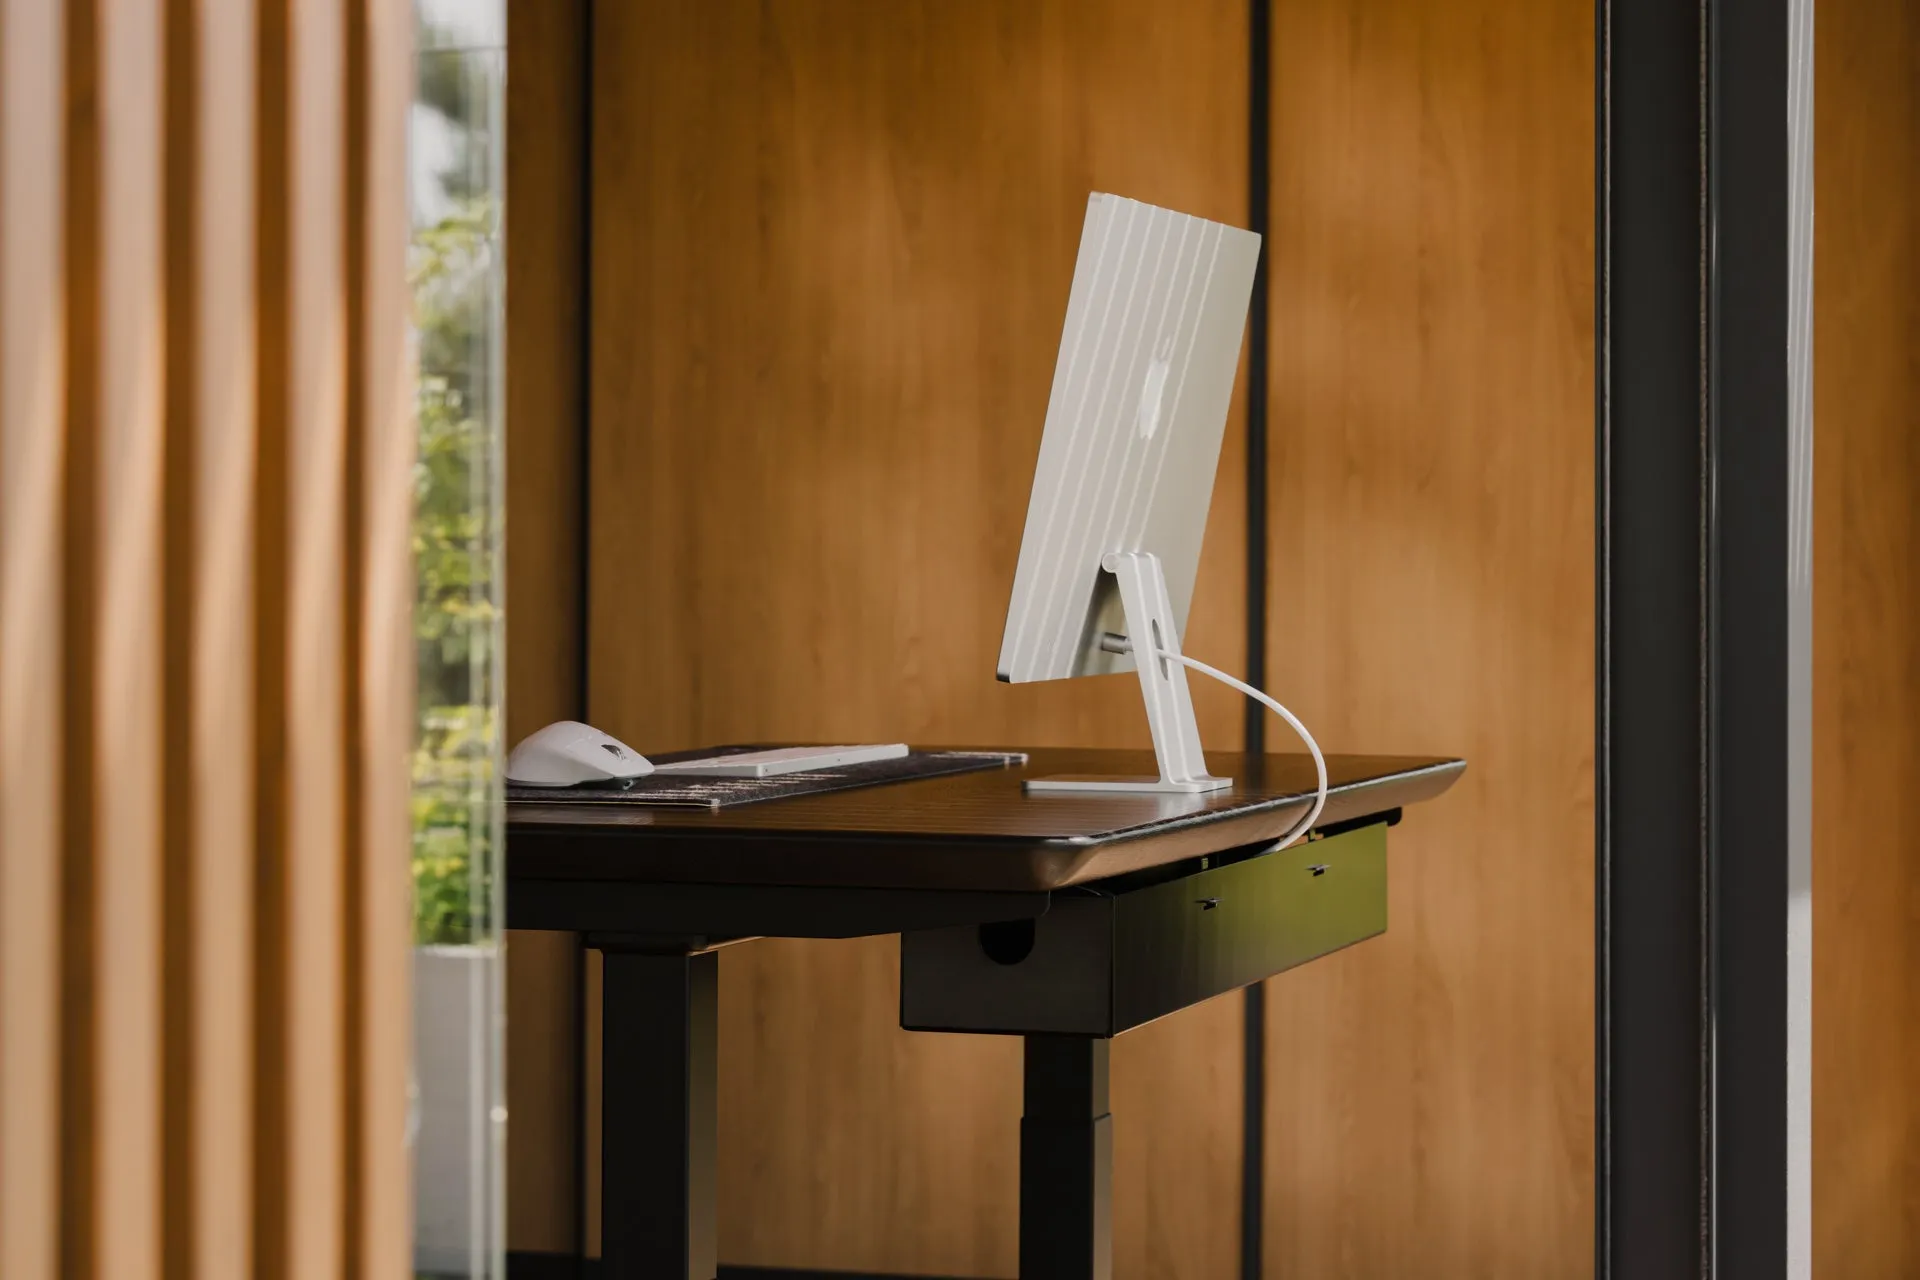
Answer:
[410, 42, 502, 946]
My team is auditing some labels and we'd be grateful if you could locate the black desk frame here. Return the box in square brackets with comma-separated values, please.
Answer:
[522, 816, 1397, 1280]
[593, 951, 1122, 1280]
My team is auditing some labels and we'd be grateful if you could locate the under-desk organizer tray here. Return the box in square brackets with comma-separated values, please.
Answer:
[505, 746, 1027, 810]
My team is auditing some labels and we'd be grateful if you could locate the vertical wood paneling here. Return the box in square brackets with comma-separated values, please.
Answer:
[342, 0, 371, 1262]
[2, 2, 415, 1276]
[503, 0, 588, 1255]
[282, 0, 348, 1274]
[59, 0, 103, 1269]
[161, 0, 202, 1272]
[91, 8, 167, 1278]
[1812, 0, 1920, 1272]
[354, 0, 414, 1270]
[251, 0, 294, 1270]
[0, 3, 67, 1279]
[186, 2, 260, 1277]
[1261, 1, 1594, 1275]
[503, 0, 584, 739]
[587, 3, 1247, 1274]
[161, 1, 197, 1271]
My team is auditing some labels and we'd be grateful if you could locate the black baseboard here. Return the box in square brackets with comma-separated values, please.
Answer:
[506, 1252, 984, 1280]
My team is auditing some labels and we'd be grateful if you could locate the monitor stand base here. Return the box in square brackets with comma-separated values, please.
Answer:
[1024, 551, 1233, 796]
[1025, 774, 1230, 795]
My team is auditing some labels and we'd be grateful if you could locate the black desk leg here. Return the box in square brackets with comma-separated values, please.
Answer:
[1020, 1035, 1112, 1280]
[600, 946, 718, 1280]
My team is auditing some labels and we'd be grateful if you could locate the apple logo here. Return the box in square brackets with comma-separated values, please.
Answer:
[1137, 333, 1176, 440]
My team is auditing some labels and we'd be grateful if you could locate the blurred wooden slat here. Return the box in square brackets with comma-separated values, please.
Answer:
[342, 0, 370, 1264]
[1812, 0, 1920, 1272]
[587, 3, 1248, 1274]
[503, 0, 588, 1256]
[160, 0, 197, 1269]
[250, 0, 294, 1269]
[92, 10, 167, 1279]
[59, 0, 103, 1271]
[1261, 1, 1595, 1275]
[281, 0, 348, 1274]
[2, 2, 414, 1276]
[184, 2, 260, 1276]
[354, 3, 415, 1275]
[0, 2, 68, 1278]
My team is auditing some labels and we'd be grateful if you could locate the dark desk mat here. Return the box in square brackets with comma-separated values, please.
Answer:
[505, 747, 1028, 811]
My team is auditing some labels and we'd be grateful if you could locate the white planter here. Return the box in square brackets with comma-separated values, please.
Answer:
[412, 944, 502, 1277]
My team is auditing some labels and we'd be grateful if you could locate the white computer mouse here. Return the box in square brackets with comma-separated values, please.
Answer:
[505, 720, 654, 787]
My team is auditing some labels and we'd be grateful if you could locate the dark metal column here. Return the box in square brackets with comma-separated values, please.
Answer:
[1597, 0, 1711, 1265]
[1705, 0, 1808, 1271]
[1019, 1035, 1112, 1280]
[1599, 0, 1809, 1273]
[1241, 2, 1275, 1275]
[599, 946, 718, 1280]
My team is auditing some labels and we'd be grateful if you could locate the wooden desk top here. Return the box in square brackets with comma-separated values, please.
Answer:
[507, 748, 1463, 894]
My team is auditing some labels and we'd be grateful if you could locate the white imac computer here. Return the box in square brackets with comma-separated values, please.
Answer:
[999, 194, 1325, 835]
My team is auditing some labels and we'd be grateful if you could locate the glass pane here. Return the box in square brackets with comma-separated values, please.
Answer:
[409, 1, 504, 1276]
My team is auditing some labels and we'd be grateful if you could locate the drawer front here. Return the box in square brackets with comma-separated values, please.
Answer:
[899, 822, 1388, 1037]
[1113, 822, 1386, 1032]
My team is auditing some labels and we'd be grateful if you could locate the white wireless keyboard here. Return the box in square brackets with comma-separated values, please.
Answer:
[647, 743, 909, 778]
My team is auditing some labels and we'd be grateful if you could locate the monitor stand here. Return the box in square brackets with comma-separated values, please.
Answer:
[1025, 551, 1233, 795]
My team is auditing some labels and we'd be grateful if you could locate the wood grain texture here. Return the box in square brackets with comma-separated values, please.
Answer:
[93, 3, 167, 1275]
[504, 0, 588, 1256]
[587, 2, 1250, 1272]
[1260, 1, 1595, 1275]
[504, 0, 583, 743]
[251, 0, 293, 1268]
[281, 4, 349, 1276]
[1812, 0, 1920, 1271]
[0, 2, 412, 1275]
[169, 1, 261, 1275]
[0, 3, 68, 1277]
[353, 2, 415, 1273]
[59, 0, 103, 1264]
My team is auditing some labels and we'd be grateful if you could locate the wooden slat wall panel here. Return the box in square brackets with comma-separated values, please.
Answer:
[282, 0, 348, 1274]
[1812, 0, 1920, 1272]
[94, 4, 167, 1278]
[1261, 1, 1595, 1275]
[60, 0, 104, 1270]
[354, 0, 414, 1275]
[0, 4, 67, 1280]
[184, 3, 260, 1277]
[503, 0, 584, 738]
[503, 0, 588, 1256]
[586, 3, 1248, 1274]
[251, 0, 295, 1266]
[0, 2, 417, 1277]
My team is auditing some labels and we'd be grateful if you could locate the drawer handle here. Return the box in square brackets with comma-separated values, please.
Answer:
[1310, 864, 1329, 877]
[1196, 897, 1220, 910]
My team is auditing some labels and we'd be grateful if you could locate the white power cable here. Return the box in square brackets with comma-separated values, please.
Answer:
[1152, 648, 1328, 850]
